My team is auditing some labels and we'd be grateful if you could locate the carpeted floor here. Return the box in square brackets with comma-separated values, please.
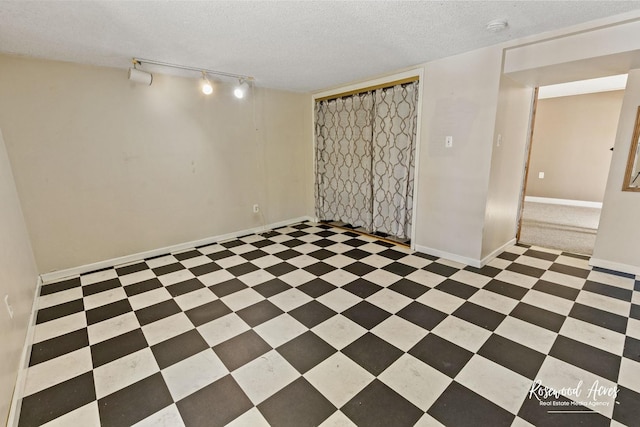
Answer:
[519, 202, 601, 256]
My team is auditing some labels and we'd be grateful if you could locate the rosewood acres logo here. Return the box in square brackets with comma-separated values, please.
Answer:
[528, 379, 619, 409]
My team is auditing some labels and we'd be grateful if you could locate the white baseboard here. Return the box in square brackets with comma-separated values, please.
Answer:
[589, 257, 640, 277]
[480, 238, 517, 267]
[525, 196, 602, 209]
[41, 216, 315, 284]
[7, 276, 42, 427]
[414, 244, 482, 268]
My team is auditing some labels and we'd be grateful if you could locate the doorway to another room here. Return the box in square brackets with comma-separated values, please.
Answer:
[518, 75, 626, 255]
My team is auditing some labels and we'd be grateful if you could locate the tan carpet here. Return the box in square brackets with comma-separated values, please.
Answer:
[519, 201, 601, 255]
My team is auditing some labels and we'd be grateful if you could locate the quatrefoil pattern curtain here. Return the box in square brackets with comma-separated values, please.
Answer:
[315, 81, 419, 240]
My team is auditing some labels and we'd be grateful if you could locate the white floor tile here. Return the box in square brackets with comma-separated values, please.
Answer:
[94, 348, 160, 399]
[371, 316, 428, 352]
[23, 347, 93, 396]
[232, 350, 299, 404]
[366, 288, 412, 314]
[468, 289, 519, 315]
[312, 314, 367, 350]
[32, 312, 86, 344]
[521, 290, 574, 316]
[225, 407, 271, 427]
[162, 349, 228, 401]
[220, 288, 264, 311]
[83, 287, 128, 310]
[142, 312, 195, 346]
[157, 270, 196, 287]
[316, 289, 361, 313]
[494, 317, 558, 354]
[416, 289, 465, 314]
[38, 287, 83, 309]
[132, 404, 186, 427]
[87, 312, 140, 345]
[268, 288, 313, 312]
[197, 313, 251, 346]
[254, 313, 307, 348]
[559, 317, 625, 355]
[120, 269, 156, 286]
[174, 287, 218, 311]
[127, 287, 172, 311]
[430, 316, 492, 353]
[80, 269, 118, 286]
[41, 402, 100, 427]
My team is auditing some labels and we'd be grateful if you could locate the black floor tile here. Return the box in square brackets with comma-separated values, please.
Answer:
[209, 278, 247, 297]
[510, 302, 566, 332]
[152, 262, 185, 276]
[484, 279, 528, 300]
[463, 265, 502, 278]
[207, 249, 235, 261]
[18, 372, 95, 427]
[266, 262, 297, 276]
[29, 329, 89, 366]
[549, 263, 590, 279]
[342, 278, 382, 298]
[428, 381, 514, 427]
[532, 279, 579, 301]
[189, 261, 221, 276]
[342, 333, 403, 376]
[213, 330, 271, 371]
[135, 299, 181, 326]
[613, 385, 640, 427]
[583, 280, 633, 301]
[40, 277, 80, 296]
[343, 238, 368, 248]
[86, 299, 132, 326]
[549, 336, 621, 382]
[277, 331, 337, 374]
[304, 262, 337, 276]
[506, 263, 546, 278]
[98, 373, 173, 427]
[312, 238, 336, 248]
[240, 249, 268, 261]
[124, 277, 163, 297]
[409, 333, 473, 378]
[254, 278, 293, 298]
[221, 239, 244, 248]
[518, 384, 610, 427]
[388, 279, 429, 299]
[478, 334, 545, 380]
[185, 300, 232, 327]
[623, 336, 640, 363]
[289, 301, 337, 328]
[36, 299, 85, 324]
[523, 249, 558, 261]
[227, 262, 259, 277]
[497, 251, 519, 261]
[297, 278, 335, 298]
[343, 248, 370, 260]
[91, 328, 148, 368]
[342, 379, 423, 427]
[568, 303, 628, 334]
[177, 375, 252, 426]
[308, 249, 335, 260]
[151, 329, 209, 369]
[166, 277, 205, 297]
[272, 249, 302, 261]
[453, 302, 506, 331]
[174, 249, 202, 261]
[377, 248, 406, 260]
[236, 300, 283, 327]
[282, 238, 305, 248]
[343, 261, 377, 276]
[397, 301, 447, 330]
[342, 301, 392, 329]
[383, 262, 417, 277]
[82, 278, 121, 297]
[258, 377, 336, 427]
[424, 262, 460, 277]
[435, 279, 478, 299]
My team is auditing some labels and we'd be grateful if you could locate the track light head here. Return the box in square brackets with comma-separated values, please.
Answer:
[201, 71, 213, 95]
[128, 67, 153, 86]
[234, 79, 249, 99]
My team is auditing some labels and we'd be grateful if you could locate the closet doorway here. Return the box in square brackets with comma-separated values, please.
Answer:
[314, 79, 420, 245]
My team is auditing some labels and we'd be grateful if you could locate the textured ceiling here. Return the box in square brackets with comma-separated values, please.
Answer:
[1, 1, 640, 92]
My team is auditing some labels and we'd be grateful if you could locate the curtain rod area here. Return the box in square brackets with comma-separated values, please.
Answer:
[315, 76, 419, 102]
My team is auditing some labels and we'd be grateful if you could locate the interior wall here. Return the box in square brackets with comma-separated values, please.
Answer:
[0, 129, 39, 424]
[526, 90, 623, 202]
[481, 76, 534, 259]
[593, 68, 640, 272]
[0, 55, 313, 273]
[413, 45, 503, 261]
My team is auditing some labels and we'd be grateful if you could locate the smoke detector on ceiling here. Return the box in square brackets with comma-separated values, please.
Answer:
[486, 19, 509, 33]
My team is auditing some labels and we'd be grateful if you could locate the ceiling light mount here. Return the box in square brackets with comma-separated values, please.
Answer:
[486, 19, 509, 33]
[201, 71, 213, 95]
[128, 59, 153, 85]
[234, 79, 250, 99]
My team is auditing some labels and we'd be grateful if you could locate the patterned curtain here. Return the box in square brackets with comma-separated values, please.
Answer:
[315, 94, 374, 229]
[371, 82, 419, 239]
[315, 81, 419, 240]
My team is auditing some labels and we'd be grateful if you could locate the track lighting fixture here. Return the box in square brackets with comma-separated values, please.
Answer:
[128, 66, 153, 85]
[129, 57, 254, 98]
[234, 79, 249, 99]
[201, 71, 213, 95]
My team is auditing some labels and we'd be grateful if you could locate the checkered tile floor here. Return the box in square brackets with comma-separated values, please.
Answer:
[16, 222, 640, 426]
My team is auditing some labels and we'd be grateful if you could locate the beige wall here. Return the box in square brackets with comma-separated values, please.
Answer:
[0, 55, 313, 273]
[0, 129, 39, 424]
[593, 69, 640, 272]
[482, 76, 534, 259]
[526, 91, 622, 202]
[413, 46, 503, 261]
